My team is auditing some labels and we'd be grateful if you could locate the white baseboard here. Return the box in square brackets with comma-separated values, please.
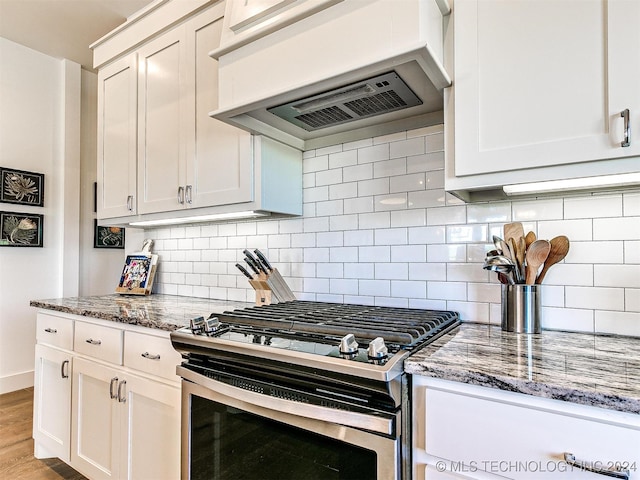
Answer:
[0, 370, 34, 394]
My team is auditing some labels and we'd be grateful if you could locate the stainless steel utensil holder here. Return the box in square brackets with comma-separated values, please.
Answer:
[501, 284, 541, 334]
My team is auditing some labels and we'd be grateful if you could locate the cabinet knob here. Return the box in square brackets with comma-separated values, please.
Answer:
[127, 195, 134, 211]
[621, 109, 631, 147]
[141, 352, 161, 360]
[85, 338, 102, 345]
[44, 327, 57, 334]
[185, 184, 193, 204]
[177, 186, 185, 204]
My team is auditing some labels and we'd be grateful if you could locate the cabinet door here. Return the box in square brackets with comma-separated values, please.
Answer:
[452, 0, 640, 177]
[137, 27, 189, 214]
[97, 54, 138, 218]
[71, 357, 121, 480]
[33, 344, 72, 462]
[185, 8, 253, 208]
[119, 373, 181, 480]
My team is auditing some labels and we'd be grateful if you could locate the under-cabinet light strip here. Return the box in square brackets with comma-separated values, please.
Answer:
[503, 172, 640, 196]
[128, 211, 268, 227]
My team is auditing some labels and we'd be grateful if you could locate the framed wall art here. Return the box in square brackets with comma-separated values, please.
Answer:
[0, 168, 45, 207]
[0, 211, 44, 247]
[94, 220, 125, 249]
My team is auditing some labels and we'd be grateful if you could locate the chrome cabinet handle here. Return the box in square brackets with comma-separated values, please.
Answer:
[141, 352, 161, 360]
[44, 328, 57, 334]
[127, 195, 134, 211]
[564, 453, 629, 480]
[109, 377, 119, 399]
[117, 380, 127, 403]
[177, 186, 185, 204]
[621, 109, 630, 147]
[85, 338, 102, 345]
[185, 184, 193, 204]
[60, 360, 69, 379]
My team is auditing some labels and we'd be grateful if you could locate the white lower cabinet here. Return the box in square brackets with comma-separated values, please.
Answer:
[413, 376, 640, 480]
[33, 344, 72, 462]
[33, 312, 182, 480]
[71, 357, 180, 480]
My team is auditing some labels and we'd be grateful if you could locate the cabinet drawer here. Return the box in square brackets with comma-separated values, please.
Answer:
[36, 313, 73, 350]
[424, 387, 640, 479]
[74, 321, 123, 365]
[123, 331, 182, 382]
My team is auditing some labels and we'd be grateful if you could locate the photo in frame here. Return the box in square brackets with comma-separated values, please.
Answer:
[0, 168, 45, 207]
[94, 219, 125, 249]
[0, 211, 44, 247]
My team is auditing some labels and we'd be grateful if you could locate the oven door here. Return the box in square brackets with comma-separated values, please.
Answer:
[178, 366, 400, 480]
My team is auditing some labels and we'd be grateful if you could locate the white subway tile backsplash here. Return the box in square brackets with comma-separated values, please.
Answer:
[467, 203, 511, 224]
[374, 158, 407, 178]
[566, 286, 625, 311]
[344, 164, 373, 182]
[358, 143, 389, 164]
[564, 195, 622, 219]
[512, 198, 563, 221]
[391, 209, 427, 227]
[344, 196, 374, 214]
[623, 192, 640, 215]
[595, 311, 640, 336]
[358, 178, 389, 196]
[568, 241, 623, 264]
[594, 217, 640, 241]
[427, 206, 467, 225]
[390, 173, 426, 193]
[537, 219, 593, 241]
[374, 228, 407, 245]
[329, 150, 358, 169]
[594, 264, 640, 288]
[147, 125, 640, 336]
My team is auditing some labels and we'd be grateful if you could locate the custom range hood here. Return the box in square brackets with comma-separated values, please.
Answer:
[210, 0, 452, 151]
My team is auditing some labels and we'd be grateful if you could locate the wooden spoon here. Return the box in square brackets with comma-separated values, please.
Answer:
[536, 235, 570, 284]
[504, 222, 525, 243]
[525, 240, 551, 285]
[525, 231, 536, 249]
[509, 237, 525, 283]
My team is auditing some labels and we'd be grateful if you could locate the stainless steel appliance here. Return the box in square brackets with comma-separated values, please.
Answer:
[170, 301, 459, 480]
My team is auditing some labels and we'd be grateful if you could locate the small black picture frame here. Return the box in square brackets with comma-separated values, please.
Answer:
[0, 167, 45, 207]
[94, 219, 125, 249]
[0, 211, 43, 247]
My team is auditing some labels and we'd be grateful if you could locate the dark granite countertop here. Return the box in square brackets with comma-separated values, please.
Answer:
[405, 323, 640, 415]
[30, 294, 251, 331]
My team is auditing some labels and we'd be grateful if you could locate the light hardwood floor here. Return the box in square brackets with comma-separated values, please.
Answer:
[0, 387, 86, 479]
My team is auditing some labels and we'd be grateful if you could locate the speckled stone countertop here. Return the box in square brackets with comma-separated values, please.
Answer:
[405, 323, 640, 415]
[30, 294, 251, 331]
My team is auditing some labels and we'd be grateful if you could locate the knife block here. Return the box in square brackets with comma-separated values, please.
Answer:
[249, 279, 272, 306]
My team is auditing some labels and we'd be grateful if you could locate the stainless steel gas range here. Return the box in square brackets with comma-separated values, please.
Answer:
[170, 301, 459, 480]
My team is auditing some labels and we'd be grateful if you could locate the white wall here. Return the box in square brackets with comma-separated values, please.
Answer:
[146, 125, 640, 337]
[0, 38, 79, 392]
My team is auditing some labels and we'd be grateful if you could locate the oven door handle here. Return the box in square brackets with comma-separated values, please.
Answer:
[177, 365, 395, 436]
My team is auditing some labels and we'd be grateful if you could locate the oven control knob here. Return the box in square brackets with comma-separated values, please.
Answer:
[339, 334, 359, 358]
[190, 316, 205, 335]
[367, 337, 388, 364]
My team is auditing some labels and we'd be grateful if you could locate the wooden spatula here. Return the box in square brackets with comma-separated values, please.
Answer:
[504, 222, 524, 243]
[525, 240, 551, 285]
[536, 235, 570, 284]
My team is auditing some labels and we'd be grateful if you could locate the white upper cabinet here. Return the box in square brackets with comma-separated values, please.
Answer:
[445, 0, 640, 200]
[94, 0, 301, 224]
[97, 54, 137, 218]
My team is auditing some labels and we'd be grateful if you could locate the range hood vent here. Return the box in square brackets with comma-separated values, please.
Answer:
[210, 0, 451, 150]
[267, 72, 422, 132]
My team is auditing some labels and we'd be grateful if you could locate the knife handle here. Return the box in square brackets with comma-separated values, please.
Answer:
[235, 263, 253, 280]
[254, 249, 273, 272]
[244, 255, 264, 275]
